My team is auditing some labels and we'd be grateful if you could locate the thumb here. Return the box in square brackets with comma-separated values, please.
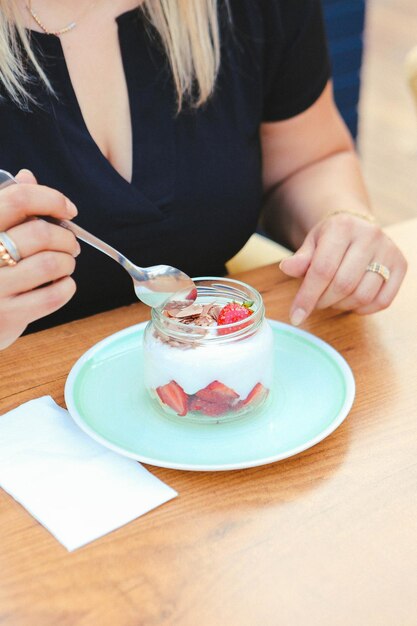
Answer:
[279, 235, 316, 278]
[14, 168, 38, 185]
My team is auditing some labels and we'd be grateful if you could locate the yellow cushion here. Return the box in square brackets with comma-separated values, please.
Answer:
[226, 233, 290, 274]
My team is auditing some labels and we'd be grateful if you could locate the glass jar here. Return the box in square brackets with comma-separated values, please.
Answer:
[143, 277, 275, 423]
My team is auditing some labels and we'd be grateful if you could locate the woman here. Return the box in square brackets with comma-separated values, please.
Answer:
[0, 0, 407, 350]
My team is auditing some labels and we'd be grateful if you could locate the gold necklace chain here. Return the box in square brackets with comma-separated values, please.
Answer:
[26, 0, 98, 36]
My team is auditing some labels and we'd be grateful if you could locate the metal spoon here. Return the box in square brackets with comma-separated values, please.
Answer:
[0, 170, 196, 308]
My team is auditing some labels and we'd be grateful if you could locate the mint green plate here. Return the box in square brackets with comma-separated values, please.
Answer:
[65, 321, 355, 471]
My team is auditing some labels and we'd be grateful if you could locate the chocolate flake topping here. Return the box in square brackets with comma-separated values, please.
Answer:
[163, 301, 220, 326]
[154, 299, 253, 348]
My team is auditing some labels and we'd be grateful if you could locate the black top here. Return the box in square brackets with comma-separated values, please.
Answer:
[0, 0, 330, 332]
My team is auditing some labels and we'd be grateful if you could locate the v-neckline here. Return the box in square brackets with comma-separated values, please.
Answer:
[29, 9, 176, 208]
[30, 11, 141, 188]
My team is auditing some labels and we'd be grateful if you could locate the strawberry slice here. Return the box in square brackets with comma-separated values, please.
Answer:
[156, 381, 188, 416]
[242, 383, 269, 407]
[188, 395, 230, 417]
[196, 381, 239, 406]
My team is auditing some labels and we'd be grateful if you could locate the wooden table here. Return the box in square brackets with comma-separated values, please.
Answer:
[1, 218, 417, 626]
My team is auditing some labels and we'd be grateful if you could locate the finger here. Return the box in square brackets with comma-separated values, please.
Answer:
[14, 169, 37, 185]
[316, 242, 376, 310]
[7, 218, 80, 259]
[289, 233, 349, 326]
[0, 183, 77, 230]
[353, 255, 407, 315]
[279, 234, 315, 278]
[0, 251, 76, 298]
[8, 276, 77, 325]
[331, 270, 386, 312]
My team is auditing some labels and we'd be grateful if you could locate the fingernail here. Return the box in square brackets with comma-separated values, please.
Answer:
[74, 243, 81, 256]
[19, 168, 32, 175]
[279, 255, 293, 270]
[65, 198, 78, 217]
[290, 308, 306, 326]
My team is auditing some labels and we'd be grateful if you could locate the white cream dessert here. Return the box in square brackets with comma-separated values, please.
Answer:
[144, 319, 273, 397]
[143, 283, 275, 421]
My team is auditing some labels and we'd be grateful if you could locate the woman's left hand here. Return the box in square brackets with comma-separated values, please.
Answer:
[279, 213, 407, 326]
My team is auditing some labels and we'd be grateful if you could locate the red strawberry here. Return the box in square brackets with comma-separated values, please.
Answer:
[156, 381, 188, 416]
[188, 395, 230, 417]
[242, 383, 269, 408]
[196, 381, 239, 406]
[217, 301, 254, 334]
[218, 302, 254, 325]
[186, 287, 198, 302]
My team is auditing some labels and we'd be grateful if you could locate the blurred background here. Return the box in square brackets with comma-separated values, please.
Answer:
[360, 0, 417, 226]
[324, 0, 417, 226]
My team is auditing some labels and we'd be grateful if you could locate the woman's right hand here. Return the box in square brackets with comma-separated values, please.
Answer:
[0, 169, 80, 350]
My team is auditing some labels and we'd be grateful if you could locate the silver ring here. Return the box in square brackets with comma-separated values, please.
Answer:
[0, 231, 21, 263]
[366, 262, 390, 282]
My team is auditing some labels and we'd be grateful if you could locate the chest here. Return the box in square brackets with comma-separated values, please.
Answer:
[59, 19, 133, 182]
[3, 9, 266, 205]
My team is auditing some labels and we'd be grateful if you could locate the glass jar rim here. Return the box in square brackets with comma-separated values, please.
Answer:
[150, 276, 265, 343]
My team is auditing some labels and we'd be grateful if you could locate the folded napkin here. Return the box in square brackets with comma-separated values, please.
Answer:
[0, 396, 177, 551]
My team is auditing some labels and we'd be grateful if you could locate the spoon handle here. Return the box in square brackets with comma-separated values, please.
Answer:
[0, 170, 146, 280]
[49, 218, 143, 277]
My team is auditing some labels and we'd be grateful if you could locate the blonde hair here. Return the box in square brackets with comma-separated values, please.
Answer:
[0, 0, 221, 109]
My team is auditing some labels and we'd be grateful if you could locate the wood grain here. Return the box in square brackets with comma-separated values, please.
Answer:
[0, 219, 416, 625]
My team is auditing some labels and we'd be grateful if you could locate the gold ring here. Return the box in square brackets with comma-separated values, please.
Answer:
[0, 231, 21, 267]
[0, 242, 17, 266]
[366, 262, 390, 282]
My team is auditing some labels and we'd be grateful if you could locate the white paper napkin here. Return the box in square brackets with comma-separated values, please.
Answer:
[0, 396, 177, 551]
